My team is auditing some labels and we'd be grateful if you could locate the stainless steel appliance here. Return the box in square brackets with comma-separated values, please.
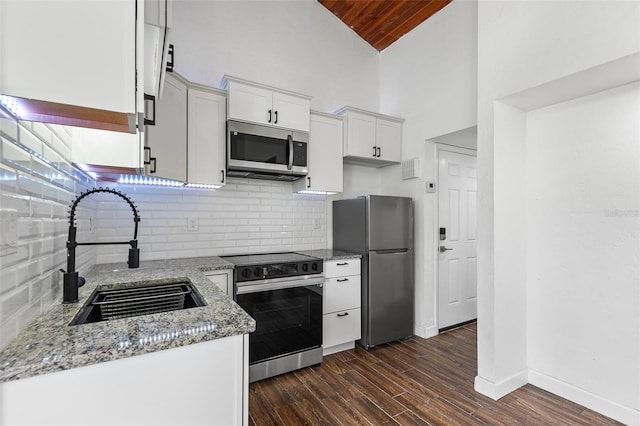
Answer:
[226, 120, 309, 181]
[333, 195, 414, 348]
[221, 252, 324, 382]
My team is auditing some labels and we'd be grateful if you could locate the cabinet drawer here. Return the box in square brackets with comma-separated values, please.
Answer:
[324, 275, 361, 314]
[323, 308, 361, 349]
[324, 259, 361, 278]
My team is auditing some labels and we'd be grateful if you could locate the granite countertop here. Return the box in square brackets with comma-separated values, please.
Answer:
[0, 256, 255, 384]
[297, 249, 361, 261]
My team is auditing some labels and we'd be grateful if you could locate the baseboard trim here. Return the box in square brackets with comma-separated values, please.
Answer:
[528, 370, 640, 425]
[474, 370, 528, 400]
[414, 324, 438, 339]
[323, 341, 355, 356]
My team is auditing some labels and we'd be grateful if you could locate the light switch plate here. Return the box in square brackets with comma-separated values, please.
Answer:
[426, 181, 436, 193]
[187, 216, 199, 232]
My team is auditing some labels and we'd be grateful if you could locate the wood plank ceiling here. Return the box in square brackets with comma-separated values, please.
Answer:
[318, 0, 452, 51]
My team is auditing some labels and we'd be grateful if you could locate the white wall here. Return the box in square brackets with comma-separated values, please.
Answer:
[526, 81, 639, 418]
[476, 0, 640, 423]
[377, 0, 478, 337]
[172, 0, 379, 113]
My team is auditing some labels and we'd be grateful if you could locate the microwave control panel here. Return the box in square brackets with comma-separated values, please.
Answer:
[292, 142, 307, 167]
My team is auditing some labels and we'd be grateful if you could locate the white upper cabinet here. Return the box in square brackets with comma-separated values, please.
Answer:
[344, 111, 377, 159]
[271, 92, 311, 131]
[145, 0, 172, 27]
[144, 0, 173, 100]
[337, 107, 404, 167]
[145, 73, 187, 181]
[1, 0, 142, 128]
[375, 118, 403, 163]
[223, 76, 311, 132]
[187, 85, 227, 187]
[293, 112, 343, 194]
[71, 128, 144, 171]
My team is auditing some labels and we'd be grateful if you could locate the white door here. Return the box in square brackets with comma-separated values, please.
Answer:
[438, 149, 477, 329]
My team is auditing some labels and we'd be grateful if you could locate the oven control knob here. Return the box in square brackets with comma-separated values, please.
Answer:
[254, 268, 262, 278]
[302, 263, 308, 272]
[241, 269, 250, 279]
[311, 262, 318, 271]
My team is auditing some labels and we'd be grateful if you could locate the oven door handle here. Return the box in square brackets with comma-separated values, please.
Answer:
[236, 276, 324, 295]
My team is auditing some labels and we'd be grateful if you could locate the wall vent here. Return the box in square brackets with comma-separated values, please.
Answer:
[401, 158, 421, 180]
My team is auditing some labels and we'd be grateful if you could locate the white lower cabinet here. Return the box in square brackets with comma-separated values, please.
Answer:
[204, 269, 233, 296]
[0, 335, 249, 426]
[323, 258, 361, 355]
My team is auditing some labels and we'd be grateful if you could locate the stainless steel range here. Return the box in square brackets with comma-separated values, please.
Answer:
[222, 252, 324, 382]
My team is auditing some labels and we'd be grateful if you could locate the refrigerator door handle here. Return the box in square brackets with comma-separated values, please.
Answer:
[371, 248, 409, 255]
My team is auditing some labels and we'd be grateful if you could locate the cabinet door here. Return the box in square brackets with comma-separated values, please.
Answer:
[187, 88, 227, 186]
[376, 118, 402, 163]
[71, 127, 143, 170]
[272, 92, 310, 132]
[294, 113, 343, 193]
[227, 82, 273, 126]
[145, 0, 171, 27]
[146, 73, 187, 181]
[1, 1, 136, 114]
[344, 111, 377, 159]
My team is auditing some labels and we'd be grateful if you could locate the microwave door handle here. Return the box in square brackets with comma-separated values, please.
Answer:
[287, 134, 293, 170]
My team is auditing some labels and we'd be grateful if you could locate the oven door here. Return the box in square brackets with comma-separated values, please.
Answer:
[235, 276, 323, 365]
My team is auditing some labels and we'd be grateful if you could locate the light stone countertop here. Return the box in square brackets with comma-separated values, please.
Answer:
[0, 256, 255, 384]
[297, 249, 362, 261]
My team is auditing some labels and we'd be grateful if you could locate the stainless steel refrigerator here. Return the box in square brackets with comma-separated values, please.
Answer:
[333, 195, 414, 348]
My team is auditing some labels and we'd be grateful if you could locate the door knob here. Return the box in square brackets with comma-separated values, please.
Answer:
[439, 246, 453, 253]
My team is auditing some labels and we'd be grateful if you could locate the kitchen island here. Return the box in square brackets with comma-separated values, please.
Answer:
[0, 257, 255, 426]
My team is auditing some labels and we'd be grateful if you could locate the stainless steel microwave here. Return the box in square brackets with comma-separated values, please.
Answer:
[226, 120, 309, 181]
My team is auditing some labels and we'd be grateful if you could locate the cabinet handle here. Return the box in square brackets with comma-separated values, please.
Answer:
[274, 110, 278, 124]
[143, 146, 152, 165]
[372, 146, 377, 157]
[337, 312, 349, 317]
[376, 147, 381, 157]
[307, 177, 311, 188]
[149, 157, 157, 173]
[143, 94, 156, 126]
[336, 262, 348, 266]
[221, 170, 225, 183]
[337, 278, 349, 282]
[268, 109, 272, 123]
[166, 44, 174, 72]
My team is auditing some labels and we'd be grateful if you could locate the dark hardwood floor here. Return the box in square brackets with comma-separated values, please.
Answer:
[249, 322, 622, 425]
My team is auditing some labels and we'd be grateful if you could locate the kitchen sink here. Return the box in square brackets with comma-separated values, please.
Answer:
[70, 281, 207, 325]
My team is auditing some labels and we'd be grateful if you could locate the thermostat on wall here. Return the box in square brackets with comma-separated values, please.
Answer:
[426, 181, 436, 193]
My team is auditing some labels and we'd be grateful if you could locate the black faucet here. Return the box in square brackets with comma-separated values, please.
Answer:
[61, 187, 141, 304]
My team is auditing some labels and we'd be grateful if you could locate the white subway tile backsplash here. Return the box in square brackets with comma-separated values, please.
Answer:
[93, 179, 327, 263]
[1, 287, 29, 319]
[0, 118, 95, 350]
